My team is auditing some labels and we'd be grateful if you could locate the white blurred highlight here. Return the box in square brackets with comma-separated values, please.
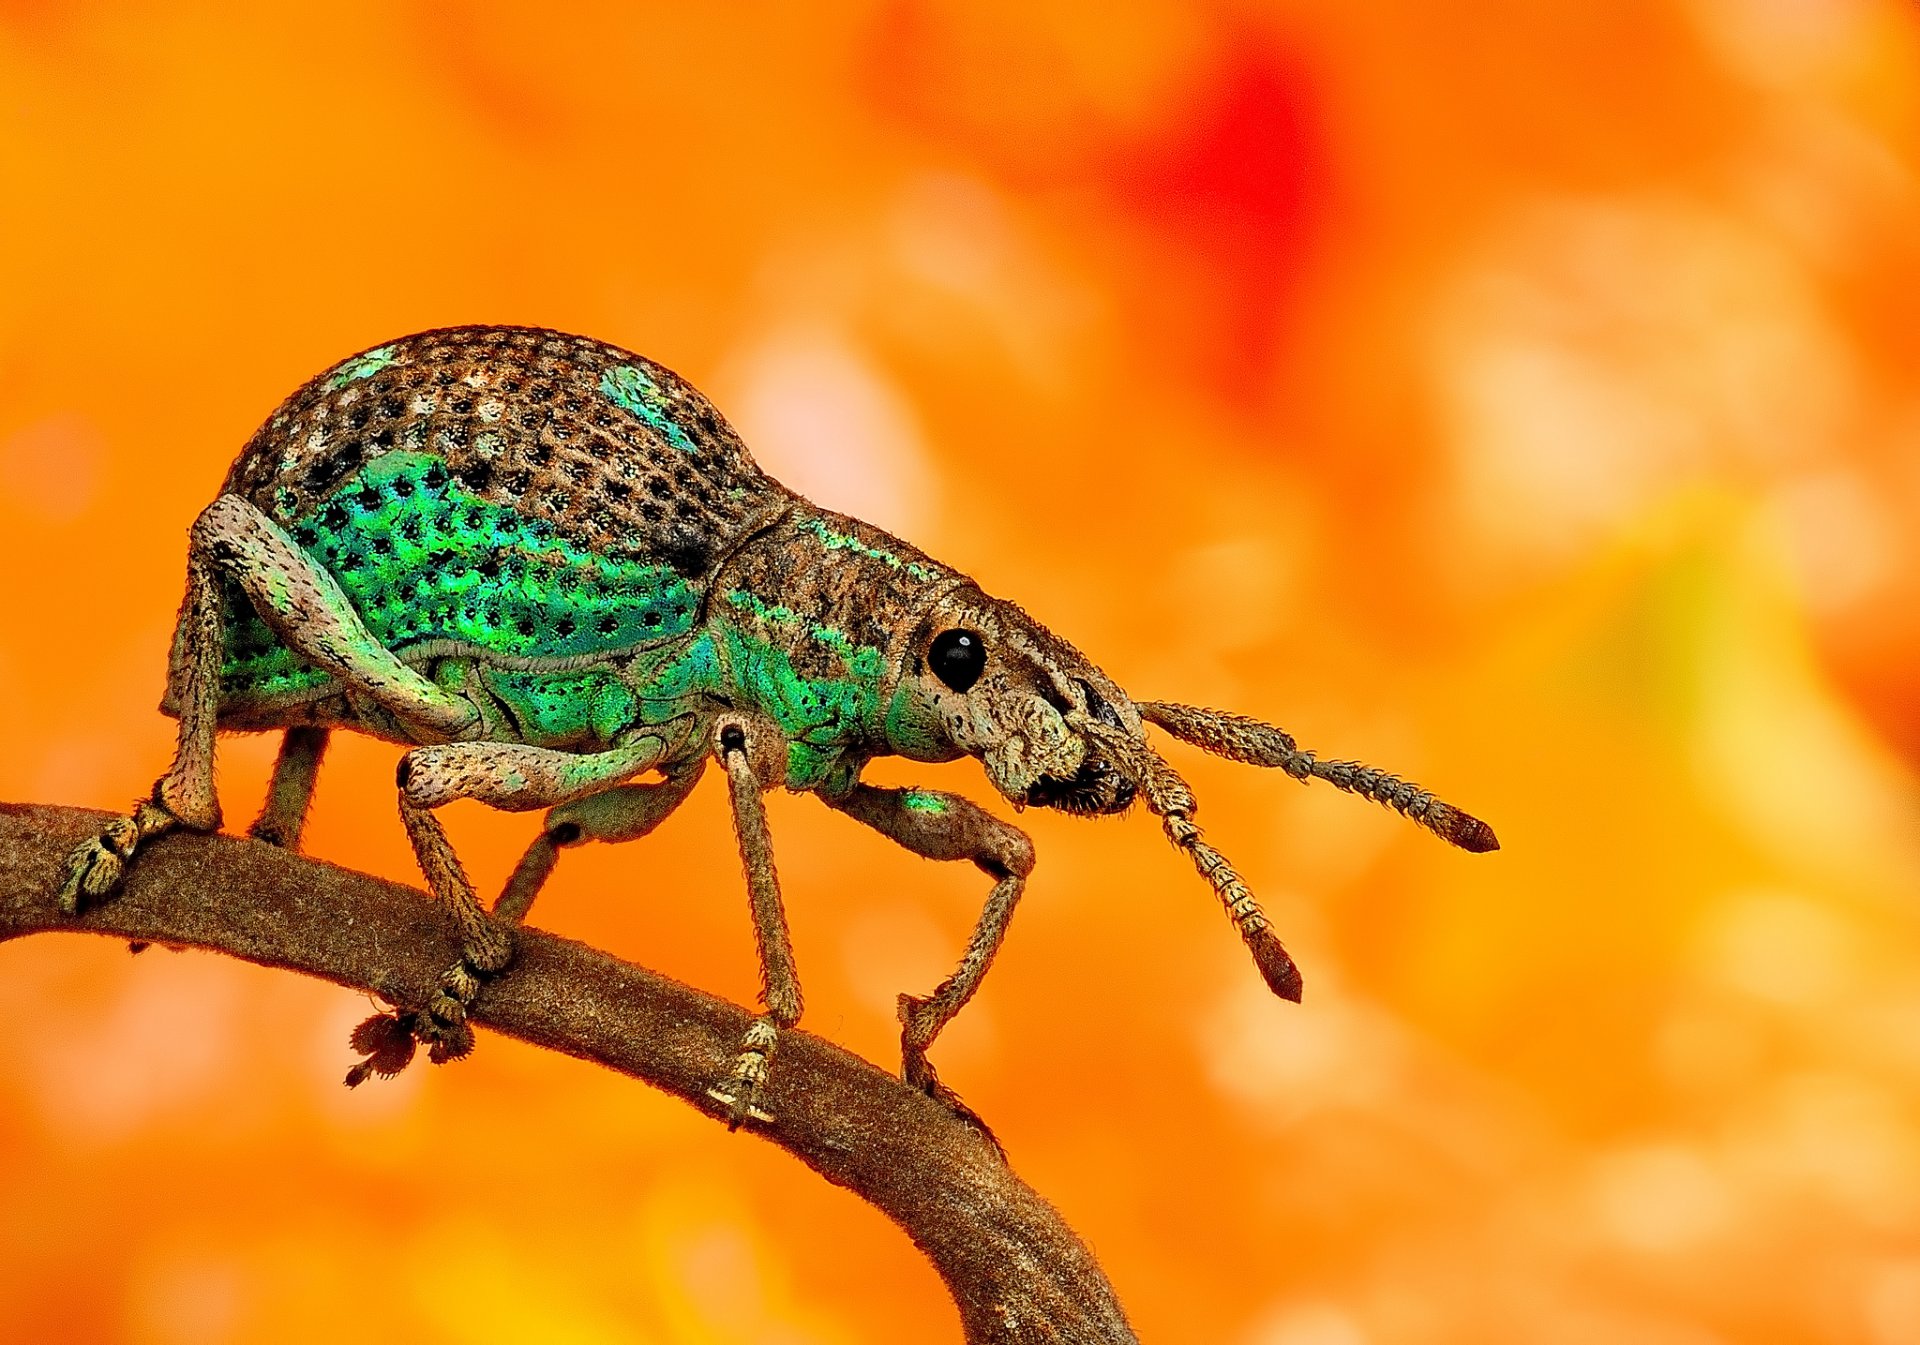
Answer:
[1765, 469, 1896, 614]
[1730, 1073, 1920, 1224]
[885, 171, 1093, 387]
[1687, 0, 1881, 91]
[1246, 1302, 1371, 1345]
[1589, 1145, 1734, 1253]
[1700, 889, 1856, 1007]
[1202, 974, 1405, 1123]
[1433, 198, 1860, 564]
[717, 323, 937, 540]
[26, 957, 243, 1142]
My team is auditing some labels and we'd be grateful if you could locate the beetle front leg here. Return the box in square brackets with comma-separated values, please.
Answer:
[827, 784, 1034, 1129]
[346, 736, 674, 1085]
[706, 716, 803, 1128]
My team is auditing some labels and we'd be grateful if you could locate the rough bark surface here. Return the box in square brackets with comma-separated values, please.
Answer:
[0, 802, 1138, 1345]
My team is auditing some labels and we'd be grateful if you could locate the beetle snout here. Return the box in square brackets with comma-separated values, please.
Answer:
[1024, 755, 1136, 816]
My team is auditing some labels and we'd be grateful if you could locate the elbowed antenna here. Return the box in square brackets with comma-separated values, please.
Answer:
[1137, 702, 1499, 854]
[1081, 720, 1304, 1002]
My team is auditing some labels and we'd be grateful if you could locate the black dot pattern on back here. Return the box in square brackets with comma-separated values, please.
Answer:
[221, 325, 783, 568]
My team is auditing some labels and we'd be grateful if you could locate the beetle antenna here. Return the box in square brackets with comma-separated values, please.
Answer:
[1085, 722, 1303, 1002]
[1137, 701, 1499, 853]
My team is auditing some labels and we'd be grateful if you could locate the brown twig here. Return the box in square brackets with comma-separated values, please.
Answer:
[0, 802, 1138, 1345]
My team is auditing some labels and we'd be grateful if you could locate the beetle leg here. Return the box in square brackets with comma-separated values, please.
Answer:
[706, 716, 802, 1129]
[494, 759, 707, 926]
[59, 495, 482, 912]
[58, 548, 221, 911]
[248, 726, 331, 851]
[346, 735, 677, 1085]
[827, 783, 1034, 1146]
[199, 495, 480, 734]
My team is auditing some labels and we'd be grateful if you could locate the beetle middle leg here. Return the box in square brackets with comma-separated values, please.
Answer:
[493, 759, 707, 926]
[248, 725, 331, 851]
[827, 783, 1033, 1132]
[345, 734, 679, 1084]
[706, 715, 803, 1128]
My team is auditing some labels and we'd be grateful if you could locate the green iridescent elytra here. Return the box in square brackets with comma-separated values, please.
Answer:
[202, 325, 964, 792]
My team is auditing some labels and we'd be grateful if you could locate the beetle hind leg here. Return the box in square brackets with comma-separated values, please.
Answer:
[248, 726, 330, 851]
[60, 494, 481, 915]
[58, 538, 227, 913]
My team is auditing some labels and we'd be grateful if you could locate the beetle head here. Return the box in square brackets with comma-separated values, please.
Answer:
[888, 590, 1144, 816]
[883, 585, 1500, 1008]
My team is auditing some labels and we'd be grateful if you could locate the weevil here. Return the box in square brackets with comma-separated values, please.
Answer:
[59, 325, 1497, 1127]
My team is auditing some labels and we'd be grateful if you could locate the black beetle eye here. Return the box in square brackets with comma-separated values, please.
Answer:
[928, 629, 985, 693]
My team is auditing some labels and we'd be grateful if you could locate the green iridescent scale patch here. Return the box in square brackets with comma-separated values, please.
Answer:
[599, 364, 698, 454]
[631, 630, 722, 721]
[325, 345, 397, 390]
[485, 668, 639, 746]
[219, 451, 700, 700]
[719, 589, 888, 788]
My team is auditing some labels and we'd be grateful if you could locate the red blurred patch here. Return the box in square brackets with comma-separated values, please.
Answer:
[1813, 596, 1920, 770]
[860, 9, 1334, 411]
[1108, 43, 1334, 410]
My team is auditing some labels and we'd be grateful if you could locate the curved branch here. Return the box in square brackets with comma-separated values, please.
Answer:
[0, 802, 1137, 1345]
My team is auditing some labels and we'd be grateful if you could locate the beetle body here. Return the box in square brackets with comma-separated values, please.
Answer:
[66, 324, 1495, 1126]
[200, 328, 936, 780]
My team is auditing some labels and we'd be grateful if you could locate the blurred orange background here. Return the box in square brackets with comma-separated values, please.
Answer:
[4, 3, 1920, 1342]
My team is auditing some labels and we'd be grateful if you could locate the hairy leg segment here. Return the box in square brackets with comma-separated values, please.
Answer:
[828, 783, 1034, 1133]
[248, 725, 331, 851]
[345, 735, 681, 1084]
[493, 759, 707, 925]
[707, 715, 803, 1128]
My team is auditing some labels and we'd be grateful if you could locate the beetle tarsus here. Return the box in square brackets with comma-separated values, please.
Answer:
[57, 798, 182, 914]
[903, 1041, 1006, 1161]
[707, 1016, 780, 1127]
[345, 1010, 421, 1086]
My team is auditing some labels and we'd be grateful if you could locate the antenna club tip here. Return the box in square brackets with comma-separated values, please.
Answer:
[1247, 927, 1304, 1003]
[1448, 814, 1500, 853]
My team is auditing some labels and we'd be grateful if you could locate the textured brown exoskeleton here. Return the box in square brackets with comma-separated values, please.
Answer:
[58, 326, 1497, 1131]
